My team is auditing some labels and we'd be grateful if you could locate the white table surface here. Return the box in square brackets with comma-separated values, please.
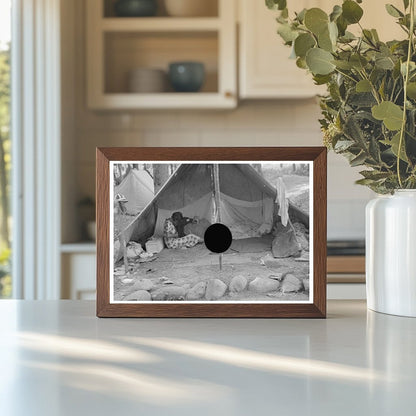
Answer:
[0, 300, 415, 416]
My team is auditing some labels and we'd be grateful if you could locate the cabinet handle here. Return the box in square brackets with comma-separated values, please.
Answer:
[224, 91, 234, 99]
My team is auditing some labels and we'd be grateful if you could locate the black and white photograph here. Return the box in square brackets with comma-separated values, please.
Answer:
[110, 161, 312, 303]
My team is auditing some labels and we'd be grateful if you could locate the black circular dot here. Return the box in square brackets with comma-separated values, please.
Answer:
[204, 223, 232, 253]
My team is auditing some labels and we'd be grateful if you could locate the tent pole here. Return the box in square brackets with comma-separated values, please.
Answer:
[122, 236, 129, 274]
[213, 164, 223, 271]
[213, 164, 221, 222]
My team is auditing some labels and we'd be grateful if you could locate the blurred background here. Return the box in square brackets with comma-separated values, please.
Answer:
[1, 0, 403, 300]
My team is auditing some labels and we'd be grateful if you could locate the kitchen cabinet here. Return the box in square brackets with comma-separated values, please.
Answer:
[86, 0, 237, 109]
[239, 0, 325, 99]
[238, 0, 404, 99]
[61, 245, 96, 300]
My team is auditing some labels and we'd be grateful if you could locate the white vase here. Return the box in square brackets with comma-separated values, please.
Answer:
[366, 190, 416, 317]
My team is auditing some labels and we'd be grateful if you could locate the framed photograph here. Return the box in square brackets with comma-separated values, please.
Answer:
[96, 147, 327, 318]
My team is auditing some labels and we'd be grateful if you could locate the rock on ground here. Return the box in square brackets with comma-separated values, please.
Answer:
[152, 286, 186, 301]
[186, 282, 207, 300]
[293, 222, 309, 251]
[132, 278, 154, 291]
[272, 223, 301, 258]
[205, 279, 227, 300]
[123, 290, 151, 301]
[260, 254, 288, 269]
[281, 274, 303, 293]
[302, 278, 309, 291]
[229, 275, 248, 293]
[249, 277, 280, 293]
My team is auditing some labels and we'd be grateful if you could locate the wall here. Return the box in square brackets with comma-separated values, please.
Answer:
[61, 0, 374, 243]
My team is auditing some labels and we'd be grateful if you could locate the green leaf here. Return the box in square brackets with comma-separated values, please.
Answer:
[313, 74, 332, 85]
[372, 101, 404, 131]
[296, 57, 308, 69]
[356, 79, 372, 92]
[350, 54, 368, 70]
[403, 0, 410, 10]
[296, 8, 307, 23]
[342, 0, 364, 24]
[385, 4, 404, 18]
[339, 31, 356, 43]
[350, 151, 367, 167]
[306, 48, 335, 75]
[371, 29, 380, 42]
[333, 60, 353, 70]
[334, 140, 355, 151]
[277, 23, 298, 43]
[360, 170, 391, 181]
[344, 114, 367, 147]
[363, 29, 376, 46]
[401, 61, 416, 76]
[383, 132, 409, 162]
[266, 0, 287, 11]
[294, 33, 316, 58]
[328, 21, 338, 45]
[318, 27, 334, 52]
[355, 178, 377, 186]
[330, 5, 342, 22]
[336, 15, 348, 36]
[375, 55, 395, 70]
[407, 82, 416, 99]
[304, 8, 329, 35]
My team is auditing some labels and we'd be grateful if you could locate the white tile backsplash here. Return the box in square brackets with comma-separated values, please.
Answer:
[74, 98, 370, 240]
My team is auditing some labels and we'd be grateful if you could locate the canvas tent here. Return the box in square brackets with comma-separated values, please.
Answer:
[114, 169, 154, 215]
[116, 164, 308, 260]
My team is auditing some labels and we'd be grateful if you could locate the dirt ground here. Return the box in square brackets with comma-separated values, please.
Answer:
[114, 243, 310, 301]
[113, 171, 310, 302]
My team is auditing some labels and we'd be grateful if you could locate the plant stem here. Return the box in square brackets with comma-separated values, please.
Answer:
[397, 0, 415, 188]
[334, 68, 358, 84]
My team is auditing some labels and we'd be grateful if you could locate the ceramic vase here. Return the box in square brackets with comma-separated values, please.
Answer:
[366, 190, 416, 317]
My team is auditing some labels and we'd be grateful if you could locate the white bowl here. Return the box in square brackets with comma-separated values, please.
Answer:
[128, 68, 167, 93]
[164, 0, 218, 17]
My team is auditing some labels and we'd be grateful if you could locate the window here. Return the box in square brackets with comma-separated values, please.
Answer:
[0, 0, 11, 298]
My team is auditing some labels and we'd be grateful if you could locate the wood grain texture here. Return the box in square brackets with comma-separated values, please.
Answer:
[96, 147, 327, 318]
[327, 256, 365, 274]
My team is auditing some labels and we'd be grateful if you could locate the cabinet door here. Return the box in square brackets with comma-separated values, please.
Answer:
[239, 0, 404, 99]
[62, 253, 96, 300]
[239, 0, 325, 99]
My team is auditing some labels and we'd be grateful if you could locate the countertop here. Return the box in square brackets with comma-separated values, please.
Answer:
[0, 300, 415, 415]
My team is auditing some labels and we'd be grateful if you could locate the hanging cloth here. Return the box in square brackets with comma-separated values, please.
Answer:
[276, 177, 289, 227]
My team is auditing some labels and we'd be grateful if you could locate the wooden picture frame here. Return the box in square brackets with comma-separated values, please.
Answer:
[96, 147, 327, 318]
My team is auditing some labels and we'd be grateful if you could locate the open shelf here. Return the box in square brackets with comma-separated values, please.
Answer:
[87, 0, 236, 109]
[91, 92, 235, 109]
[103, 0, 219, 18]
[104, 31, 218, 94]
[102, 17, 221, 32]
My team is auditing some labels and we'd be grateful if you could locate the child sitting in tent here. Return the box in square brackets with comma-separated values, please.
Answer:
[163, 212, 202, 249]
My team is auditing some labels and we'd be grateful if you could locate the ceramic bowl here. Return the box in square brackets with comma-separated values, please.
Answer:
[128, 68, 167, 93]
[114, 0, 158, 17]
[168, 62, 205, 92]
[164, 0, 217, 17]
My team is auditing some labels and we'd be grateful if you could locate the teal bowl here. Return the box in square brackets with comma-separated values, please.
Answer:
[114, 0, 157, 17]
[168, 62, 205, 93]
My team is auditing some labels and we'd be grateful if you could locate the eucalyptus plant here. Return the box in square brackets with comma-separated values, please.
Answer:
[266, 0, 416, 193]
